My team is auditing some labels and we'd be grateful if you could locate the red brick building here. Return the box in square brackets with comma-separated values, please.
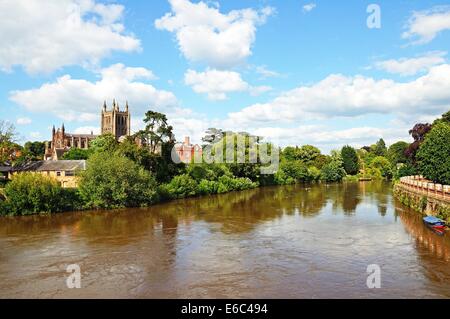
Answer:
[174, 137, 202, 164]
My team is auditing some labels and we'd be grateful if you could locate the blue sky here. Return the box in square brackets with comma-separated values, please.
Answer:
[1, 0, 450, 153]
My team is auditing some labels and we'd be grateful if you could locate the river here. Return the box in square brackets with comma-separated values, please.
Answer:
[0, 181, 449, 298]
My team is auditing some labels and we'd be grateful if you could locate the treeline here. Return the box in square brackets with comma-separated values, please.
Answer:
[1, 110, 449, 216]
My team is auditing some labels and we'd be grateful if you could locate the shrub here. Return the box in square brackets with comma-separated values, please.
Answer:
[3, 172, 65, 215]
[416, 122, 450, 185]
[394, 163, 417, 180]
[198, 179, 219, 195]
[308, 166, 322, 181]
[79, 152, 158, 209]
[366, 167, 382, 179]
[165, 174, 198, 199]
[280, 160, 310, 182]
[321, 160, 346, 182]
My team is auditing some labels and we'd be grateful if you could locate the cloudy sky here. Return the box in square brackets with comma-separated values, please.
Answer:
[1, 0, 450, 153]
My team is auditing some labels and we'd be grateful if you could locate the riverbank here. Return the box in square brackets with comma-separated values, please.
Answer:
[393, 176, 450, 222]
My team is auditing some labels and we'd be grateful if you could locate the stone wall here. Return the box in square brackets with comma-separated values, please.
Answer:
[394, 176, 450, 222]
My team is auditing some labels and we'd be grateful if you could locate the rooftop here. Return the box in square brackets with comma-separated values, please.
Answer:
[14, 160, 87, 172]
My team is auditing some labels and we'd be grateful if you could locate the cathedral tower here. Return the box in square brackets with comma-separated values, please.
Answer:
[101, 99, 131, 140]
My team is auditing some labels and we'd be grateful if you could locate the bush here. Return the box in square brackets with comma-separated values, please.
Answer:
[79, 152, 158, 209]
[187, 164, 214, 182]
[366, 167, 382, 179]
[416, 122, 450, 185]
[280, 160, 310, 182]
[3, 173, 66, 215]
[393, 163, 417, 180]
[308, 166, 321, 181]
[198, 179, 219, 195]
[321, 160, 346, 182]
[217, 176, 257, 193]
[165, 174, 198, 199]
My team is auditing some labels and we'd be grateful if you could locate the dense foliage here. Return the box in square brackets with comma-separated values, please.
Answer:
[416, 122, 450, 185]
[341, 145, 359, 175]
[1, 173, 80, 215]
[2, 109, 449, 216]
[78, 152, 159, 209]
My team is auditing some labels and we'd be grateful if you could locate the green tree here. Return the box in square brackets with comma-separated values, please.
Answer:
[62, 148, 91, 160]
[387, 141, 409, 165]
[295, 145, 321, 165]
[0, 120, 19, 164]
[79, 152, 158, 209]
[90, 134, 118, 154]
[416, 122, 450, 185]
[202, 128, 224, 145]
[341, 145, 359, 175]
[321, 160, 346, 182]
[370, 156, 392, 179]
[23, 141, 46, 160]
[137, 110, 174, 154]
[374, 138, 387, 156]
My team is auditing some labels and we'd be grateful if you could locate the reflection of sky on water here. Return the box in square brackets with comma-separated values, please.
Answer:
[0, 181, 449, 298]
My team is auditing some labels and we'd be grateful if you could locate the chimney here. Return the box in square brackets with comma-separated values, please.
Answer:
[184, 136, 190, 145]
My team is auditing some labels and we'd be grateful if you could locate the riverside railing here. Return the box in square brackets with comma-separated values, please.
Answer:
[399, 176, 450, 203]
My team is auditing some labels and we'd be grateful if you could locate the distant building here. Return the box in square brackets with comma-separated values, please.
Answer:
[174, 137, 203, 164]
[45, 99, 131, 160]
[11, 160, 86, 188]
[44, 124, 97, 160]
[101, 99, 131, 139]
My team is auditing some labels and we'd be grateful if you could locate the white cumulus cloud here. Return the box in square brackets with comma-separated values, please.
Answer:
[10, 63, 179, 122]
[226, 64, 450, 126]
[374, 51, 447, 76]
[403, 6, 450, 45]
[184, 68, 271, 100]
[155, 0, 274, 68]
[0, 0, 141, 74]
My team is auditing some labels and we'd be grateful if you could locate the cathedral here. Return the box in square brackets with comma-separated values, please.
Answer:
[45, 100, 131, 160]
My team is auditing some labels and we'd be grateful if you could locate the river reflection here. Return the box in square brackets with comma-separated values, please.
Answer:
[0, 181, 449, 298]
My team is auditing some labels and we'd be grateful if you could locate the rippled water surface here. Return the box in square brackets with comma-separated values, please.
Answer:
[0, 181, 449, 298]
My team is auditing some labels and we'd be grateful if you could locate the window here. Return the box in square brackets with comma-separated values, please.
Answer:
[56, 171, 61, 176]
[65, 171, 74, 176]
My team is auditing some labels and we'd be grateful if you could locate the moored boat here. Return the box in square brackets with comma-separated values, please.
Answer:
[423, 216, 447, 230]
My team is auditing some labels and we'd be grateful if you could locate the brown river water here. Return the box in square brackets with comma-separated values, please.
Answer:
[0, 181, 449, 298]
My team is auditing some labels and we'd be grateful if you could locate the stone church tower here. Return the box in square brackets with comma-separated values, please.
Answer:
[101, 99, 131, 140]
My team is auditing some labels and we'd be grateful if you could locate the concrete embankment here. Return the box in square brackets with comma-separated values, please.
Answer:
[394, 176, 450, 222]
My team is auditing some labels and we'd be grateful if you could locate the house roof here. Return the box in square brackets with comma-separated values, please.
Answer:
[14, 160, 86, 172]
[0, 166, 12, 173]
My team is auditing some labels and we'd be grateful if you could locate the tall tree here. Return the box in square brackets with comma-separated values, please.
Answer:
[137, 111, 174, 154]
[387, 141, 409, 165]
[23, 141, 46, 160]
[405, 123, 432, 162]
[416, 122, 450, 185]
[0, 121, 20, 164]
[374, 138, 387, 156]
[202, 128, 224, 145]
[341, 145, 359, 175]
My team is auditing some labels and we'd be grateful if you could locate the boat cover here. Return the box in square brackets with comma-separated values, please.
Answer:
[423, 216, 445, 225]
